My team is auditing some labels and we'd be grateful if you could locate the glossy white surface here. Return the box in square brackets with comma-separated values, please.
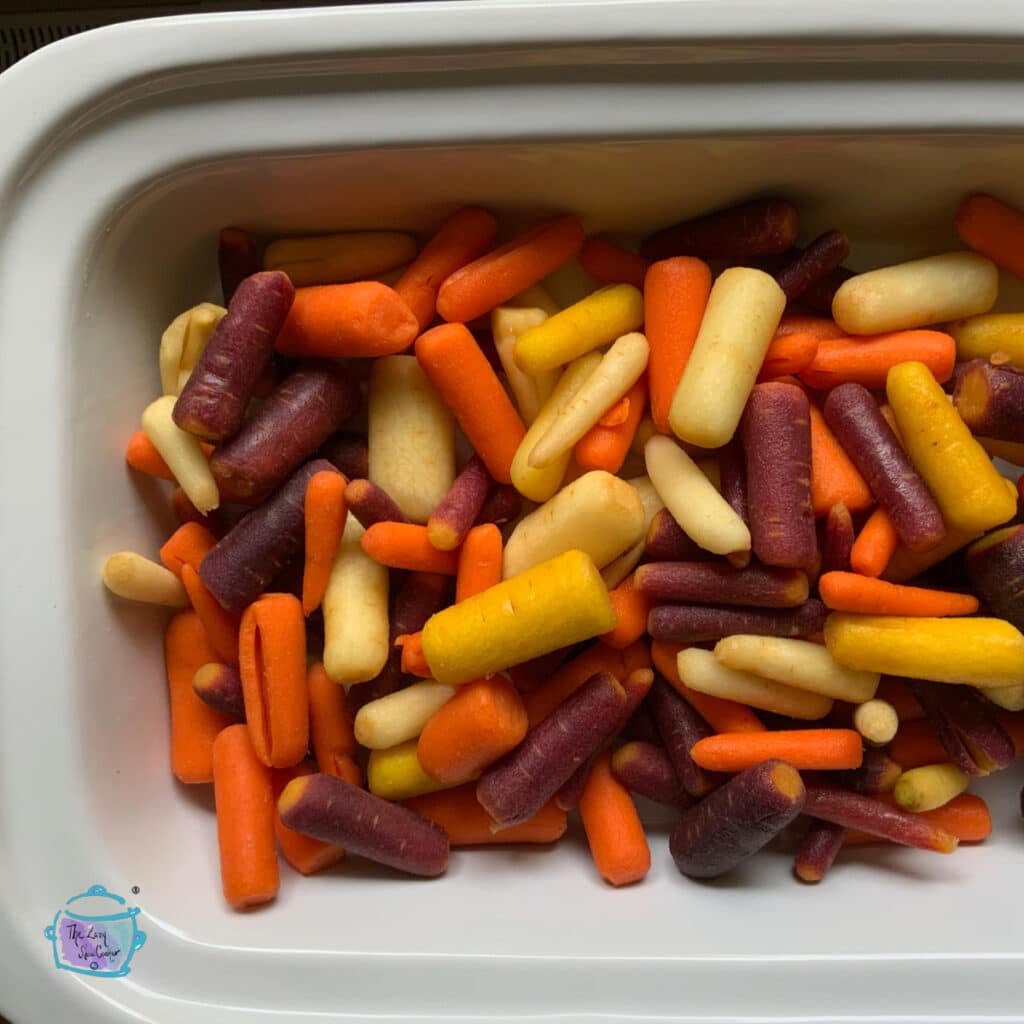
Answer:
[3, 2, 1024, 1021]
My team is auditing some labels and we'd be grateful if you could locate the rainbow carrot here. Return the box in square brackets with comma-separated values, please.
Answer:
[650, 641, 766, 734]
[850, 507, 899, 578]
[436, 215, 585, 323]
[773, 315, 845, 341]
[212, 724, 279, 908]
[690, 729, 864, 772]
[455, 524, 503, 602]
[579, 751, 651, 886]
[819, 572, 980, 617]
[238, 593, 309, 768]
[307, 661, 358, 779]
[125, 430, 175, 480]
[159, 522, 217, 578]
[574, 375, 648, 474]
[799, 330, 956, 390]
[395, 207, 499, 330]
[955, 194, 1024, 280]
[165, 612, 233, 783]
[758, 331, 819, 381]
[644, 256, 712, 433]
[361, 522, 460, 574]
[523, 642, 631, 727]
[415, 322, 527, 483]
[888, 718, 948, 769]
[417, 676, 528, 783]
[272, 762, 346, 875]
[602, 576, 653, 650]
[180, 565, 241, 666]
[579, 238, 650, 288]
[808, 403, 874, 517]
[302, 470, 348, 615]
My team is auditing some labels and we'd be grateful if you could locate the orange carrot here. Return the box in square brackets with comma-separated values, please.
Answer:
[799, 330, 956, 390]
[455, 524, 503, 602]
[758, 331, 819, 382]
[578, 238, 650, 289]
[238, 593, 309, 769]
[574, 375, 648, 473]
[436, 215, 585, 323]
[396, 632, 432, 677]
[819, 571, 980, 617]
[181, 565, 241, 666]
[644, 256, 713, 433]
[166, 611, 233, 783]
[844, 793, 991, 844]
[404, 785, 567, 845]
[415, 323, 527, 483]
[621, 639, 653, 675]
[650, 640, 766, 733]
[302, 470, 348, 615]
[888, 718, 947, 769]
[160, 522, 217, 578]
[126, 430, 175, 481]
[875, 676, 924, 721]
[850, 506, 899, 578]
[272, 762, 346, 875]
[808, 403, 874, 517]
[955, 194, 1024, 280]
[212, 723, 279, 908]
[995, 712, 1024, 755]
[274, 281, 419, 358]
[417, 676, 528, 782]
[395, 207, 499, 330]
[601, 575, 653, 650]
[523, 643, 629, 727]
[690, 729, 864, 772]
[578, 751, 650, 886]
[773, 315, 845, 341]
[307, 661, 358, 778]
[361, 522, 460, 574]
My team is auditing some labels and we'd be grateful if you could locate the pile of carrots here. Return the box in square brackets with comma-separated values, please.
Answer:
[104, 187, 1024, 909]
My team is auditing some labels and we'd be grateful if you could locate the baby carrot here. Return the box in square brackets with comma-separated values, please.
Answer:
[819, 572, 980, 617]
[773, 315, 845, 341]
[690, 729, 864, 772]
[757, 331, 819, 382]
[396, 632, 432, 677]
[523, 642, 628, 727]
[650, 640, 766, 734]
[579, 237, 650, 289]
[166, 611, 233, 783]
[455, 524, 503, 602]
[644, 256, 712, 433]
[302, 470, 348, 615]
[844, 793, 992, 844]
[181, 565, 241, 666]
[212, 724, 279, 909]
[417, 676, 528, 782]
[579, 751, 651, 886]
[159, 522, 217, 579]
[955, 194, 1024, 280]
[808, 403, 874, 517]
[307, 661, 358, 778]
[415, 322, 527, 483]
[361, 522, 460, 574]
[395, 207, 499, 330]
[798, 330, 956, 390]
[888, 718, 948, 769]
[875, 676, 924, 721]
[272, 762, 346, 875]
[125, 430, 176, 480]
[601, 576, 653, 650]
[436, 215, 585, 323]
[274, 281, 419, 358]
[404, 785, 567, 845]
[239, 593, 309, 769]
[850, 506, 899, 578]
[574, 375, 648, 474]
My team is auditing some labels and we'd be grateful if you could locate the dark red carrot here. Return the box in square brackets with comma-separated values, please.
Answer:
[670, 760, 807, 879]
[635, 561, 809, 608]
[967, 525, 1024, 630]
[174, 271, 294, 441]
[774, 229, 849, 301]
[193, 662, 246, 720]
[427, 454, 493, 551]
[644, 509, 708, 562]
[794, 819, 846, 883]
[319, 433, 369, 481]
[218, 227, 259, 304]
[611, 741, 689, 807]
[822, 503, 855, 574]
[648, 600, 828, 643]
[648, 677, 719, 798]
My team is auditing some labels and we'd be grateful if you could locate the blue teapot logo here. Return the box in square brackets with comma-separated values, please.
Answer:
[44, 885, 146, 977]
